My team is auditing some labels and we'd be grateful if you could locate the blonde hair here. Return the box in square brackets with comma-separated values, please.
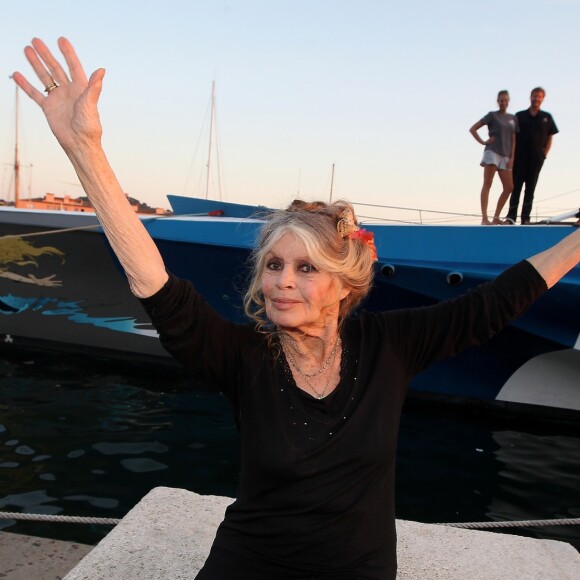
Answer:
[243, 199, 376, 334]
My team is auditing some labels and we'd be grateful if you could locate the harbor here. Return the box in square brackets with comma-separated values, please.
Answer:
[1, 199, 579, 576]
[1, 347, 579, 577]
[2, 3, 580, 577]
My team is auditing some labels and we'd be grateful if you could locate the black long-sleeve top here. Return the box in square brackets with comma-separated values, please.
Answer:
[140, 260, 547, 579]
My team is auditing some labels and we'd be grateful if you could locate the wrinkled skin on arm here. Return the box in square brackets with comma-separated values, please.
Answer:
[12, 38, 168, 298]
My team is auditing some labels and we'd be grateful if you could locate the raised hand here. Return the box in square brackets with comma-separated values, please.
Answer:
[12, 37, 105, 152]
[11, 37, 175, 298]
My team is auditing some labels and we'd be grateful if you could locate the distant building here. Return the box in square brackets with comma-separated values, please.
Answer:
[11, 193, 170, 215]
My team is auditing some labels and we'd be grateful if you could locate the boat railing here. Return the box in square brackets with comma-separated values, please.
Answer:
[351, 202, 580, 226]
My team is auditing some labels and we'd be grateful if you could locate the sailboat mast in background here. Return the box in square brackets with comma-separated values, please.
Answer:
[205, 81, 224, 201]
[13, 82, 20, 207]
[329, 163, 335, 203]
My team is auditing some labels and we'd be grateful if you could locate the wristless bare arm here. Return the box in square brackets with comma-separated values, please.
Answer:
[527, 228, 580, 289]
[12, 37, 168, 298]
[68, 146, 169, 297]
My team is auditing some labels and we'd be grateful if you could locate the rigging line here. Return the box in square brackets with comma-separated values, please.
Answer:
[358, 212, 481, 224]
[0, 212, 227, 240]
[215, 137, 223, 201]
[183, 94, 212, 196]
[362, 213, 483, 224]
[296, 168, 302, 197]
[214, 105, 224, 201]
[0, 223, 102, 238]
[2, 170, 14, 197]
[537, 186, 580, 202]
[359, 218, 477, 226]
[205, 81, 215, 198]
[353, 202, 480, 219]
[328, 164, 335, 203]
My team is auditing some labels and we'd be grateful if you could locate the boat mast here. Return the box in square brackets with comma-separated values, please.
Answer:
[329, 163, 335, 203]
[205, 81, 216, 199]
[13, 82, 20, 207]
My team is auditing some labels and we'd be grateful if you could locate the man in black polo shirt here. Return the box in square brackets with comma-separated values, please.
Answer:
[506, 87, 558, 224]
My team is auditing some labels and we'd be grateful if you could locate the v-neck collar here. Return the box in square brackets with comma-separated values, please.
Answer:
[278, 331, 359, 425]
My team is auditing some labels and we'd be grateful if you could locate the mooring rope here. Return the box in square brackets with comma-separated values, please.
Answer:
[439, 517, 580, 529]
[2, 511, 580, 529]
[0, 512, 120, 525]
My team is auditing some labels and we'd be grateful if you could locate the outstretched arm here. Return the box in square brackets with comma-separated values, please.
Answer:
[12, 37, 168, 298]
[527, 228, 580, 289]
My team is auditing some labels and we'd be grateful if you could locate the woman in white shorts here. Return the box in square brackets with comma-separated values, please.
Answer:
[470, 90, 519, 224]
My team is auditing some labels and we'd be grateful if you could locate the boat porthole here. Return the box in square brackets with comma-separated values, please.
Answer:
[446, 271, 463, 286]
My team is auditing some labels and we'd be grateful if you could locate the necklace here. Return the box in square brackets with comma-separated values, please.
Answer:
[281, 336, 341, 377]
[282, 337, 341, 399]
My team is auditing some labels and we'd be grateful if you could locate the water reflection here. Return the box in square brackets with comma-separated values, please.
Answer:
[487, 430, 580, 544]
[396, 401, 580, 549]
[0, 349, 240, 543]
[1, 349, 578, 550]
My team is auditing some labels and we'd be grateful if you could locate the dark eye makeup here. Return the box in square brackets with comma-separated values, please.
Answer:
[265, 258, 318, 274]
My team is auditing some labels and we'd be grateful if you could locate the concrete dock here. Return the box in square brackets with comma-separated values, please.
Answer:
[1, 487, 578, 579]
[57, 486, 577, 579]
[0, 531, 92, 580]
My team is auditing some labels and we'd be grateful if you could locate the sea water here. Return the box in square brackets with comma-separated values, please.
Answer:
[0, 348, 578, 550]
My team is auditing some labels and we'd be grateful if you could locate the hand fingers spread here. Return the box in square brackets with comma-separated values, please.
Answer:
[30, 38, 70, 85]
[23, 45, 58, 91]
[86, 68, 106, 107]
[58, 37, 88, 84]
[11, 71, 45, 106]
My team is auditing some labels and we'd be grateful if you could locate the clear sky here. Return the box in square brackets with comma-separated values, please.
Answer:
[1, 0, 579, 223]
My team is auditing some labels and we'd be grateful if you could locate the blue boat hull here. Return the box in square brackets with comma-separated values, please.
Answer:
[0, 206, 578, 411]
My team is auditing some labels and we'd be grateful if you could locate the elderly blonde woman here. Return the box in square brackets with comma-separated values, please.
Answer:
[13, 38, 580, 579]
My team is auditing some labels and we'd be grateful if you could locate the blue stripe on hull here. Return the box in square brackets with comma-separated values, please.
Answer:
[1, 204, 578, 410]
